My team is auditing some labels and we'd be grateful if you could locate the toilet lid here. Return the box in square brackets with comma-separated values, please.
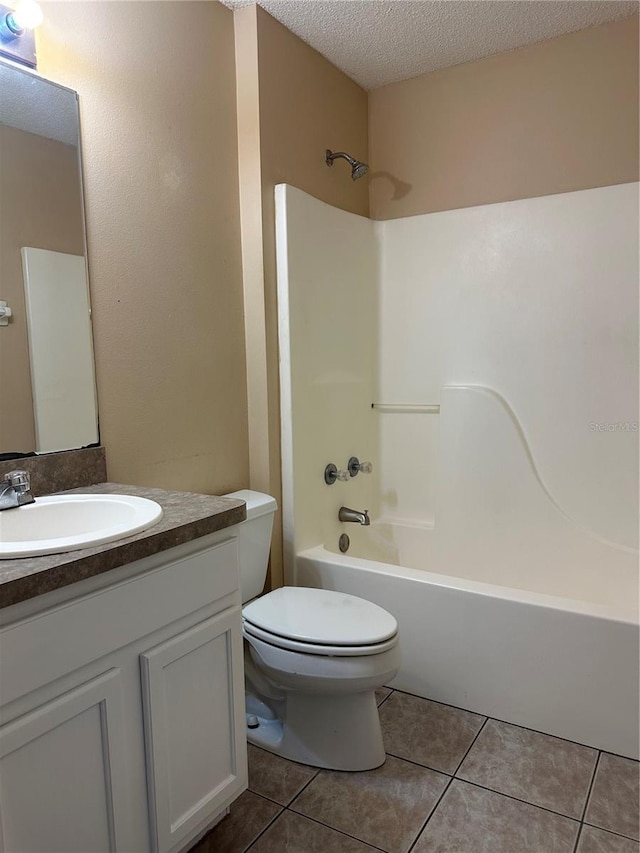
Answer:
[243, 620, 399, 657]
[242, 587, 398, 647]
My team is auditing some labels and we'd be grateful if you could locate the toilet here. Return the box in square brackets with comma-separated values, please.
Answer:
[225, 489, 400, 771]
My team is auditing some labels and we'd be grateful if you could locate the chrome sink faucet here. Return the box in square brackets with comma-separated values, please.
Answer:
[0, 470, 35, 511]
[338, 506, 370, 526]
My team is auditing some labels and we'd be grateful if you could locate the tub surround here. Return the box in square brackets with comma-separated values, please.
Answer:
[0, 446, 107, 496]
[0, 483, 246, 608]
[276, 184, 639, 761]
[375, 183, 638, 548]
[276, 182, 638, 562]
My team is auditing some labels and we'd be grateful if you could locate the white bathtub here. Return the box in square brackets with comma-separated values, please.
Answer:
[276, 188, 638, 760]
[295, 522, 640, 760]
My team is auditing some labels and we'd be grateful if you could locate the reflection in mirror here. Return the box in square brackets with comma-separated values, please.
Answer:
[0, 61, 98, 457]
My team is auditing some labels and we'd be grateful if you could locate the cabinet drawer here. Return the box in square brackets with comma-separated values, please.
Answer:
[0, 538, 239, 708]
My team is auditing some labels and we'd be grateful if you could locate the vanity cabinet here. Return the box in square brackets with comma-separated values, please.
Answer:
[0, 666, 132, 853]
[141, 607, 245, 853]
[0, 533, 247, 853]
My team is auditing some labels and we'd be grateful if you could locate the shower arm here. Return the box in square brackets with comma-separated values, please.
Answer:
[326, 150, 357, 168]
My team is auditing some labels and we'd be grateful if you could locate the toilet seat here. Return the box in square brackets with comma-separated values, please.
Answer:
[243, 619, 398, 657]
[242, 587, 398, 657]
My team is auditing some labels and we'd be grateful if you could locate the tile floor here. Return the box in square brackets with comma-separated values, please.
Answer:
[191, 688, 640, 853]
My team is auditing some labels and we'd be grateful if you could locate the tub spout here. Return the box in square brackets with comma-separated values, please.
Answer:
[339, 506, 370, 526]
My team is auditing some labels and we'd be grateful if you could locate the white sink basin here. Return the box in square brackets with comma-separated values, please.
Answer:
[0, 494, 163, 559]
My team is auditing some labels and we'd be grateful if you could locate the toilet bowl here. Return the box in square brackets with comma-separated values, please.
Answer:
[225, 489, 400, 771]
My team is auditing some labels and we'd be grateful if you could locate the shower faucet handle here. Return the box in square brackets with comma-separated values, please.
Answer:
[324, 463, 350, 485]
[348, 457, 373, 477]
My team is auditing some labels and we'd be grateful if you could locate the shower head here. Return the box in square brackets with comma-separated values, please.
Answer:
[351, 160, 369, 180]
[325, 149, 369, 181]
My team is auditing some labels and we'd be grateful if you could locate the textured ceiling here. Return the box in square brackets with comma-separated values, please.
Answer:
[223, 0, 638, 90]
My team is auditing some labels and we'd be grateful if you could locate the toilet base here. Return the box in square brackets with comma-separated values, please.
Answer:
[245, 688, 386, 771]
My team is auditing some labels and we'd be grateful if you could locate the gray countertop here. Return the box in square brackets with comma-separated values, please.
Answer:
[0, 483, 246, 609]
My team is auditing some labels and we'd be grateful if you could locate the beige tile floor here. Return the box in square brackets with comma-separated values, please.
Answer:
[191, 688, 640, 853]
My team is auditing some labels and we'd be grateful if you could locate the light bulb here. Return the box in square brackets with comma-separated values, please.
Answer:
[10, 0, 43, 31]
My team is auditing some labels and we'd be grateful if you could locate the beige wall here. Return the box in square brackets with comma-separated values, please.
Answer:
[370, 15, 639, 219]
[0, 125, 84, 452]
[256, 6, 369, 220]
[37, 1, 249, 494]
[22, 3, 635, 585]
[235, 5, 369, 587]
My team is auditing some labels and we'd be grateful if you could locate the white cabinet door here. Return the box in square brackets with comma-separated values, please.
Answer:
[140, 609, 247, 853]
[0, 668, 133, 853]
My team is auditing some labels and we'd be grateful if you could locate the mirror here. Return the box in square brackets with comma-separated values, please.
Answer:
[0, 61, 98, 458]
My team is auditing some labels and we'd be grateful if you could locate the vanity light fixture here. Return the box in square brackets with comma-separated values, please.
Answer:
[0, 0, 43, 68]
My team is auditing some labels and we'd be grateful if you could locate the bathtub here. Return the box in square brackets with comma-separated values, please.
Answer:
[295, 521, 640, 760]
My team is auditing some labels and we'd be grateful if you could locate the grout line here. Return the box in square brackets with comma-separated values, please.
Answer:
[581, 822, 640, 844]
[377, 688, 394, 708]
[247, 741, 321, 807]
[407, 775, 455, 852]
[245, 697, 637, 851]
[384, 749, 454, 777]
[572, 822, 585, 853]
[384, 740, 586, 830]
[593, 748, 640, 763]
[579, 751, 601, 824]
[381, 711, 489, 778]
[285, 766, 322, 808]
[389, 686, 487, 720]
[454, 778, 583, 824]
[284, 806, 389, 852]
[405, 719, 490, 852]
[253, 761, 639, 848]
[245, 785, 316, 812]
[453, 716, 489, 776]
[240, 795, 284, 853]
[389, 686, 620, 755]
[478, 715, 602, 755]
[247, 789, 285, 808]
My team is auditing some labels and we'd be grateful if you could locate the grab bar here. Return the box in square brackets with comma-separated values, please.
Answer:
[371, 403, 440, 414]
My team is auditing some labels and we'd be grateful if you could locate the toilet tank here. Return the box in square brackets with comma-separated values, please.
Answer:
[224, 490, 277, 603]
